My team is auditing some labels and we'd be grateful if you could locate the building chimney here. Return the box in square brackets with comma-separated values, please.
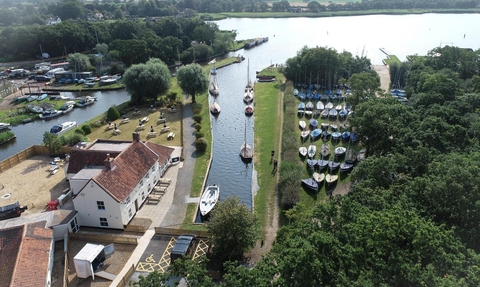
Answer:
[104, 153, 115, 169]
[132, 132, 140, 142]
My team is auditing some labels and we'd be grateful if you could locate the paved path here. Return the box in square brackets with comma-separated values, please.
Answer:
[160, 102, 196, 228]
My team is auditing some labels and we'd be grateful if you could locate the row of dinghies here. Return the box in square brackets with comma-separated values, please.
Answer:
[34, 96, 96, 120]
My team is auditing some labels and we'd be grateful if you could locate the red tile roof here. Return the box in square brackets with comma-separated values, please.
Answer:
[67, 148, 121, 174]
[0, 225, 24, 287]
[145, 142, 174, 164]
[94, 140, 166, 202]
[5, 221, 53, 287]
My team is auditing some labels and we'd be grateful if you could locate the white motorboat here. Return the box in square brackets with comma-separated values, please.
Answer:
[49, 121, 77, 135]
[210, 101, 221, 115]
[59, 104, 74, 114]
[199, 184, 220, 216]
[0, 123, 11, 130]
[39, 110, 62, 119]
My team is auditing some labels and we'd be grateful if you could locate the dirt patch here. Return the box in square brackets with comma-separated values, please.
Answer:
[67, 239, 136, 287]
[372, 65, 391, 92]
[0, 154, 69, 214]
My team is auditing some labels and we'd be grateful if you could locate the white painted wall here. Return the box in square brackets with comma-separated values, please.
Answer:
[69, 178, 89, 196]
[73, 180, 123, 229]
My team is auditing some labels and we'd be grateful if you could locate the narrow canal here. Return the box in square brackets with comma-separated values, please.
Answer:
[205, 60, 255, 210]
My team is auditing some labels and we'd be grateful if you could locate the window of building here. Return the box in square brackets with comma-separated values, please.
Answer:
[142, 192, 145, 200]
[125, 196, 131, 205]
[97, 201, 105, 210]
[145, 171, 150, 178]
[100, 218, 108, 227]
[140, 179, 144, 187]
[128, 208, 133, 218]
[152, 165, 156, 172]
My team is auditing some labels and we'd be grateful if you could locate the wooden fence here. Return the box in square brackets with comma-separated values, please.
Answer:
[70, 232, 139, 245]
[154, 227, 208, 238]
[0, 145, 72, 173]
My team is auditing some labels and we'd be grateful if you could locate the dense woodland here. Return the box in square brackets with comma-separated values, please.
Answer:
[0, 0, 479, 27]
[0, 17, 236, 64]
[135, 45, 480, 286]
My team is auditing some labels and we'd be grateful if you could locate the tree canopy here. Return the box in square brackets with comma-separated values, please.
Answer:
[206, 196, 260, 263]
[123, 58, 172, 105]
[176, 63, 209, 103]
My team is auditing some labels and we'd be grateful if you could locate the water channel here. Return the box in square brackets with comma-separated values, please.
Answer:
[2, 14, 480, 210]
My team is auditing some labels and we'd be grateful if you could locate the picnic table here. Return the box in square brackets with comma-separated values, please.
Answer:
[141, 117, 149, 124]
[167, 132, 175, 140]
[136, 125, 145, 131]
[112, 129, 121, 135]
[160, 126, 171, 134]
[147, 194, 161, 203]
[133, 111, 141, 116]
[120, 118, 130, 125]
[147, 132, 157, 138]
[157, 118, 166, 124]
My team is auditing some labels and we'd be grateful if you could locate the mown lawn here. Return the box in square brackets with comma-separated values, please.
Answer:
[253, 70, 284, 231]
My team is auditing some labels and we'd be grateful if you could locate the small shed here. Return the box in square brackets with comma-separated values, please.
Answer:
[73, 243, 114, 279]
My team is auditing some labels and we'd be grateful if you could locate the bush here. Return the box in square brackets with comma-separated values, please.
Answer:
[194, 123, 202, 131]
[280, 183, 301, 210]
[81, 124, 92, 135]
[74, 128, 85, 135]
[193, 109, 201, 114]
[195, 131, 204, 139]
[195, 137, 208, 152]
[193, 114, 202, 123]
[192, 102, 202, 113]
[67, 133, 85, 147]
[107, 106, 121, 121]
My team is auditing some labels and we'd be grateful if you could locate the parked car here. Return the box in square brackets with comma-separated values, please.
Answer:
[170, 235, 196, 264]
[35, 75, 51, 82]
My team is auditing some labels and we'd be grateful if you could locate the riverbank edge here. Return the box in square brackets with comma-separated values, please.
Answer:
[205, 8, 480, 20]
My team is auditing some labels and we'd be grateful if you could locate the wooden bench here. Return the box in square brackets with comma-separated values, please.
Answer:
[133, 111, 141, 116]
[159, 178, 171, 184]
[147, 194, 161, 203]
[120, 118, 130, 125]
[167, 132, 175, 140]
[141, 117, 149, 124]
[154, 186, 167, 193]
[50, 169, 59, 175]
[135, 125, 145, 131]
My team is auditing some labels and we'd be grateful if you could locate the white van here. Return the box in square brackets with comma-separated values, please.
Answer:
[45, 68, 65, 79]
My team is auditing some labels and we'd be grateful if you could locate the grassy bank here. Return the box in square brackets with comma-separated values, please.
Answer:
[253, 70, 284, 232]
[202, 8, 480, 20]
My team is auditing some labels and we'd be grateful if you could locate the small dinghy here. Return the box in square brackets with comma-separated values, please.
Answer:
[307, 159, 318, 169]
[313, 172, 325, 183]
[328, 161, 340, 171]
[334, 146, 347, 157]
[302, 178, 319, 192]
[318, 159, 329, 170]
[325, 174, 338, 185]
[321, 144, 330, 157]
[299, 120, 306, 130]
[308, 144, 317, 158]
[299, 146, 307, 157]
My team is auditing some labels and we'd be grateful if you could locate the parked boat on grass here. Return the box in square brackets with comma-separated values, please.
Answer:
[325, 174, 338, 185]
[299, 146, 307, 157]
[308, 144, 316, 158]
[313, 172, 325, 183]
[199, 184, 220, 216]
[334, 146, 347, 157]
[302, 178, 318, 192]
[310, 128, 322, 140]
[299, 120, 306, 130]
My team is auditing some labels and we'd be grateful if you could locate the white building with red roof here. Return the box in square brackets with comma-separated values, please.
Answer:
[67, 133, 174, 229]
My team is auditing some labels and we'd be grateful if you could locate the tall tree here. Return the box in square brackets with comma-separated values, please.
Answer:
[123, 58, 172, 105]
[67, 52, 91, 72]
[206, 196, 260, 263]
[176, 63, 209, 103]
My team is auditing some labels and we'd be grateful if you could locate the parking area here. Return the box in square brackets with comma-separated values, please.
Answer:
[134, 235, 209, 274]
